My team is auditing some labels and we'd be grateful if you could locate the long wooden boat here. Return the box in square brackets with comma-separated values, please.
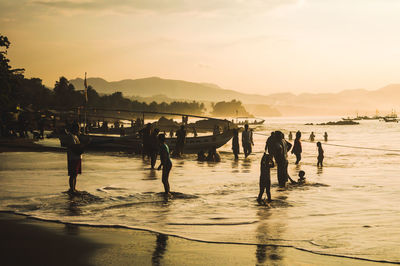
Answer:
[59, 129, 233, 154]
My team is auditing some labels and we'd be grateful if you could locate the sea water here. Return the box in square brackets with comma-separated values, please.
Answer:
[1, 117, 400, 263]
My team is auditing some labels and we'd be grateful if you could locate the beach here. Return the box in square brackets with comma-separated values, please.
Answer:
[1, 117, 400, 265]
[0, 213, 384, 265]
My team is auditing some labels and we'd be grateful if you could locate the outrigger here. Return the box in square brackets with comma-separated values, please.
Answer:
[58, 109, 235, 154]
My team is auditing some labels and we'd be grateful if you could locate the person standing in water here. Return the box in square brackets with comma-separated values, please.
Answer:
[257, 153, 275, 203]
[317, 141, 324, 167]
[324, 132, 328, 142]
[65, 124, 85, 193]
[309, 132, 315, 142]
[232, 128, 240, 160]
[242, 124, 253, 158]
[288, 131, 293, 141]
[158, 134, 172, 196]
[175, 125, 186, 157]
[150, 128, 160, 169]
[291, 131, 302, 164]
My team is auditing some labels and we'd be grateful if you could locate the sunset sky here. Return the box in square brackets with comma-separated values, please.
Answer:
[1, 0, 400, 94]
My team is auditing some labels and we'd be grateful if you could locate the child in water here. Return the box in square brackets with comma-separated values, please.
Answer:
[257, 153, 275, 203]
[317, 141, 324, 167]
[297, 170, 306, 184]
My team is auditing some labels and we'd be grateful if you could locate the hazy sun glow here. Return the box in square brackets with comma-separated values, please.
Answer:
[1, 0, 400, 94]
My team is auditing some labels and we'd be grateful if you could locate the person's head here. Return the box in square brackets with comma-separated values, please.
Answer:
[270, 131, 275, 137]
[275, 131, 283, 140]
[262, 152, 272, 162]
[296, 131, 301, 139]
[317, 141, 321, 147]
[244, 124, 249, 130]
[146, 123, 151, 129]
[70, 123, 79, 135]
[158, 133, 166, 143]
[298, 170, 305, 178]
[153, 128, 160, 135]
[180, 125, 185, 130]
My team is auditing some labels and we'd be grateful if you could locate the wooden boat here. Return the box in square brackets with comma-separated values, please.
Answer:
[383, 117, 398, 123]
[235, 117, 265, 126]
[59, 129, 234, 153]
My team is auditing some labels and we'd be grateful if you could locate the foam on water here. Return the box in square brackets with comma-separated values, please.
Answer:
[1, 117, 400, 263]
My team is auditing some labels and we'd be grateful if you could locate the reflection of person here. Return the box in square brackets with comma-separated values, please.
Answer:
[242, 124, 253, 158]
[66, 124, 85, 193]
[257, 153, 274, 203]
[158, 134, 172, 196]
[152, 234, 168, 265]
[291, 131, 302, 164]
[232, 128, 240, 160]
[317, 142, 324, 167]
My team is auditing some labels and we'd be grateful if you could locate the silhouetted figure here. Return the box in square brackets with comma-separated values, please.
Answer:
[206, 146, 221, 162]
[288, 131, 293, 141]
[150, 128, 160, 169]
[265, 131, 275, 155]
[317, 141, 324, 167]
[193, 126, 197, 137]
[291, 131, 302, 164]
[197, 150, 206, 161]
[38, 117, 45, 139]
[158, 134, 172, 196]
[232, 128, 240, 160]
[65, 124, 85, 193]
[309, 131, 315, 142]
[242, 124, 253, 158]
[169, 129, 174, 138]
[213, 125, 220, 136]
[175, 125, 186, 157]
[297, 170, 306, 184]
[140, 123, 152, 159]
[272, 131, 292, 188]
[257, 153, 274, 203]
[324, 132, 328, 142]
[120, 124, 125, 136]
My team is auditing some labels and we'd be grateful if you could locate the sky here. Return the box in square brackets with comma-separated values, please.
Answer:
[1, 0, 400, 95]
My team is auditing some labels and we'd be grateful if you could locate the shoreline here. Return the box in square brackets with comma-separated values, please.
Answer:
[0, 212, 392, 265]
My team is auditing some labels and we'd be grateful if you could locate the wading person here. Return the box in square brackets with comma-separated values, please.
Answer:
[273, 131, 292, 188]
[158, 134, 172, 196]
[242, 124, 253, 158]
[257, 153, 274, 204]
[66, 124, 85, 193]
[150, 128, 160, 169]
[140, 123, 152, 159]
[324, 132, 328, 142]
[291, 131, 302, 164]
[309, 131, 315, 142]
[175, 125, 186, 157]
[317, 141, 324, 167]
[232, 128, 240, 160]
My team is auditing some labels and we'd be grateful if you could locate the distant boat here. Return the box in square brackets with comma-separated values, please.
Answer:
[383, 117, 398, 123]
[235, 117, 265, 126]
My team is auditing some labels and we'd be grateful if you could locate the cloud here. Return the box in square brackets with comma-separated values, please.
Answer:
[33, 0, 299, 14]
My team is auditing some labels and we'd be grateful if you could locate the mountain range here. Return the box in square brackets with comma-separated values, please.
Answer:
[69, 77, 400, 116]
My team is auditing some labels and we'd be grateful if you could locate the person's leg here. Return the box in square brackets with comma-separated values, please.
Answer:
[257, 178, 265, 201]
[69, 174, 76, 192]
[150, 152, 156, 169]
[277, 163, 284, 187]
[266, 176, 271, 202]
[295, 153, 301, 164]
[162, 164, 171, 194]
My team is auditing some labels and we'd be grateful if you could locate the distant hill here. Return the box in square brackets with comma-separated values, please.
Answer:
[69, 77, 400, 116]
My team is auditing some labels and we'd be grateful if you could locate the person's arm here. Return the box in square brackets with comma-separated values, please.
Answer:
[286, 140, 292, 152]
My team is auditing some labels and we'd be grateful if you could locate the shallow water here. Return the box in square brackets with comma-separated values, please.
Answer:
[1, 117, 400, 263]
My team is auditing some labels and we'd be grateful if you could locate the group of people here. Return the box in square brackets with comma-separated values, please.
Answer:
[257, 129, 324, 204]
[65, 122, 324, 202]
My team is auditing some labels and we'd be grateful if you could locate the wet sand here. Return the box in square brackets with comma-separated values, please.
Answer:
[0, 138, 64, 153]
[0, 213, 386, 266]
